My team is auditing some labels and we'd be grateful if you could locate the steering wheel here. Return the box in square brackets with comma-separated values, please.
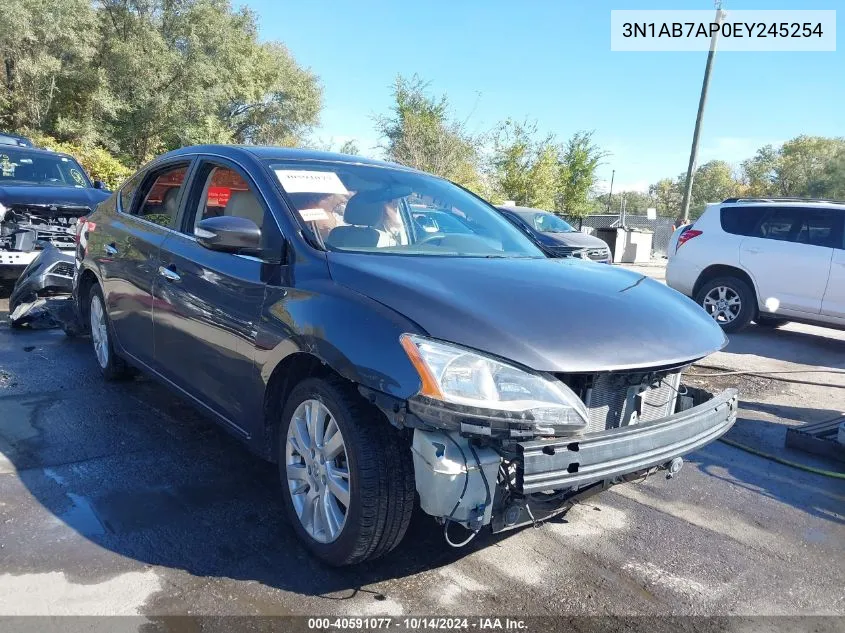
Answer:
[414, 233, 446, 246]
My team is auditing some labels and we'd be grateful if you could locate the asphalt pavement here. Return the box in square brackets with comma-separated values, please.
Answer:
[0, 285, 843, 624]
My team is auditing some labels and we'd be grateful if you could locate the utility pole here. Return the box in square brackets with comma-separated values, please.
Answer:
[680, 3, 726, 223]
[606, 169, 615, 213]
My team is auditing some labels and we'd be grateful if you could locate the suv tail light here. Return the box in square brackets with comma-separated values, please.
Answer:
[676, 229, 702, 252]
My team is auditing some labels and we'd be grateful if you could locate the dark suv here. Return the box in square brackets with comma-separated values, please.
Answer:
[73, 145, 736, 566]
[497, 205, 611, 263]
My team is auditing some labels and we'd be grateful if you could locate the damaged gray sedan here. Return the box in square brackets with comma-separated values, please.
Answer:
[73, 145, 737, 566]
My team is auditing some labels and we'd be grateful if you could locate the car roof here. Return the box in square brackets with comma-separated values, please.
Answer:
[0, 144, 78, 161]
[719, 198, 845, 210]
[0, 132, 34, 147]
[160, 144, 422, 173]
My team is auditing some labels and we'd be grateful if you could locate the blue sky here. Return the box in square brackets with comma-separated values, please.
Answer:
[243, 0, 842, 193]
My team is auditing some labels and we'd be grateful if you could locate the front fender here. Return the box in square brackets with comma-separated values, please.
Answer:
[256, 279, 426, 400]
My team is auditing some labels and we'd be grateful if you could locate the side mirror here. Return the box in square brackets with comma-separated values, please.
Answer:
[195, 216, 261, 255]
[93, 180, 108, 190]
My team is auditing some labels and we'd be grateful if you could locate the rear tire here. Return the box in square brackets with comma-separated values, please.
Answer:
[695, 276, 755, 333]
[88, 284, 130, 380]
[278, 376, 415, 566]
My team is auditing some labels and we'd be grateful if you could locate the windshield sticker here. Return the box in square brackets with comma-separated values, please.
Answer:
[69, 168, 86, 186]
[299, 208, 330, 222]
[19, 158, 32, 164]
[275, 169, 348, 195]
[0, 155, 15, 177]
[61, 157, 69, 162]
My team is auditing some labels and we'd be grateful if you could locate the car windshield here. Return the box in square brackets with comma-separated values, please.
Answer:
[0, 148, 91, 187]
[268, 161, 544, 258]
[532, 212, 575, 233]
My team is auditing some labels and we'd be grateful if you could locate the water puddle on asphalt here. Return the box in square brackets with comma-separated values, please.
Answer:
[61, 493, 107, 537]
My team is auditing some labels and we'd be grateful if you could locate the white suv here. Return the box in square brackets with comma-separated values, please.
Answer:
[667, 198, 845, 332]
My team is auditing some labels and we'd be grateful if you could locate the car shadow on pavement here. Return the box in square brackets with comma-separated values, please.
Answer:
[725, 325, 845, 368]
[0, 329, 523, 605]
[693, 412, 845, 528]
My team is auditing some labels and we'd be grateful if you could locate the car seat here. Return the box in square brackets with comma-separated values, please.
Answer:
[326, 195, 383, 248]
[223, 190, 264, 228]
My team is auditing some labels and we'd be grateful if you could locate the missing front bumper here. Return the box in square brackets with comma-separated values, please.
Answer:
[515, 387, 738, 493]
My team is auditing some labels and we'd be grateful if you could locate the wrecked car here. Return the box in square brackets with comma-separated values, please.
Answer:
[73, 145, 738, 566]
[0, 145, 109, 284]
[8, 244, 77, 329]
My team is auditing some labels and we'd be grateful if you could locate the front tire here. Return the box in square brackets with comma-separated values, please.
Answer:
[88, 285, 130, 380]
[278, 376, 415, 566]
[695, 276, 755, 333]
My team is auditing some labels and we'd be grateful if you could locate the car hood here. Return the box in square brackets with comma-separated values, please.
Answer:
[536, 230, 608, 249]
[327, 253, 727, 373]
[0, 185, 110, 211]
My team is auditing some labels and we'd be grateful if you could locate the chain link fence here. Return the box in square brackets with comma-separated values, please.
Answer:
[565, 214, 675, 258]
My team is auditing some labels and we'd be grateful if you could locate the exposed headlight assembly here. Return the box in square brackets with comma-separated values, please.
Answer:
[400, 334, 588, 438]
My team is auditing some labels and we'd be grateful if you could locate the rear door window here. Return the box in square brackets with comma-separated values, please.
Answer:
[133, 164, 190, 229]
[795, 208, 843, 248]
[118, 172, 143, 213]
[754, 208, 801, 242]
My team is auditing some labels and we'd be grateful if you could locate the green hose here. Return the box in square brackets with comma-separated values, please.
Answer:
[718, 437, 845, 480]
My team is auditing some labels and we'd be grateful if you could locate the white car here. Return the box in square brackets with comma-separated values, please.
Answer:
[666, 198, 845, 332]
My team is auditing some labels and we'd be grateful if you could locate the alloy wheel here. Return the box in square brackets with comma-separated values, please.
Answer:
[702, 285, 741, 324]
[89, 295, 109, 369]
[285, 399, 351, 543]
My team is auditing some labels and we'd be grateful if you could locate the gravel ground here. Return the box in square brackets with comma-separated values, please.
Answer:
[0, 276, 843, 627]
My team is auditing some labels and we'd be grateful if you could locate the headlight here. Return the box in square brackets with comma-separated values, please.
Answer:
[400, 334, 588, 437]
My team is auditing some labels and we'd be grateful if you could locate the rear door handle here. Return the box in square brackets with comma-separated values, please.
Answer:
[104, 243, 118, 255]
[158, 265, 181, 282]
[744, 248, 760, 254]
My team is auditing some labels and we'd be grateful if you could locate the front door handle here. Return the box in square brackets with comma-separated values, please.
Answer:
[104, 243, 118, 255]
[158, 265, 181, 282]
[744, 248, 760, 254]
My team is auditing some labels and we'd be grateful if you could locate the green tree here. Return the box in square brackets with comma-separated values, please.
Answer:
[808, 149, 845, 199]
[740, 136, 845, 198]
[490, 119, 558, 209]
[689, 160, 741, 216]
[648, 178, 683, 217]
[338, 139, 359, 156]
[0, 0, 102, 140]
[2, 0, 322, 168]
[97, 0, 322, 165]
[557, 131, 606, 217]
[741, 144, 780, 196]
[778, 135, 845, 196]
[375, 74, 483, 192]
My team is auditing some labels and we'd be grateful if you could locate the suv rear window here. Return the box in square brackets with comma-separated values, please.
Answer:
[721, 205, 844, 248]
[719, 206, 768, 236]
